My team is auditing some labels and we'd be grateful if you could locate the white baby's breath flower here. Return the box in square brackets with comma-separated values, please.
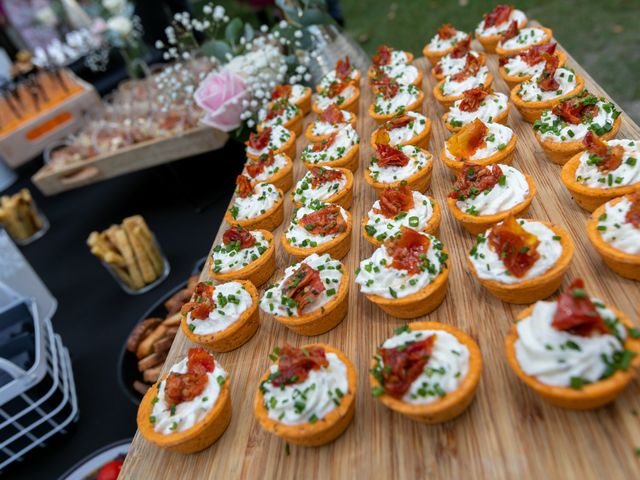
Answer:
[203, 5, 212, 14]
[247, 119, 255, 128]
[260, 24, 268, 33]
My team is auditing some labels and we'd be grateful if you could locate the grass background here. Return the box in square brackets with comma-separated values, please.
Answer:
[195, 0, 640, 121]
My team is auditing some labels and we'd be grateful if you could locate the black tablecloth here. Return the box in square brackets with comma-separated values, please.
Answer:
[3, 140, 244, 479]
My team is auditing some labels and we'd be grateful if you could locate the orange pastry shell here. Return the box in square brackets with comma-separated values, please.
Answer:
[304, 114, 358, 142]
[495, 27, 553, 57]
[302, 143, 360, 173]
[224, 187, 285, 232]
[246, 153, 294, 193]
[440, 131, 518, 175]
[312, 88, 360, 115]
[246, 129, 297, 162]
[442, 102, 510, 133]
[510, 75, 585, 123]
[499, 50, 568, 90]
[433, 72, 494, 110]
[365, 148, 434, 194]
[475, 17, 528, 53]
[431, 52, 487, 81]
[370, 118, 432, 150]
[291, 167, 354, 210]
[368, 90, 425, 124]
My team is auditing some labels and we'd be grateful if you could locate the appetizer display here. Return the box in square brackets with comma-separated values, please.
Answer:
[271, 84, 312, 115]
[441, 119, 517, 173]
[0, 188, 47, 244]
[241, 151, 294, 192]
[431, 36, 485, 81]
[305, 104, 357, 142]
[505, 279, 640, 409]
[282, 201, 352, 260]
[423, 24, 469, 65]
[475, 5, 528, 53]
[499, 43, 567, 89]
[368, 45, 421, 87]
[467, 216, 574, 303]
[291, 166, 354, 210]
[301, 125, 360, 172]
[245, 125, 297, 161]
[447, 163, 536, 235]
[495, 22, 553, 57]
[210, 226, 276, 287]
[560, 134, 640, 211]
[254, 344, 356, 445]
[313, 80, 360, 115]
[370, 322, 482, 423]
[355, 228, 449, 318]
[365, 143, 433, 193]
[137, 347, 231, 453]
[181, 280, 260, 351]
[433, 55, 493, 109]
[511, 55, 584, 123]
[362, 185, 441, 246]
[258, 98, 303, 137]
[317, 56, 361, 92]
[224, 176, 284, 231]
[533, 91, 622, 165]
[369, 77, 423, 122]
[370, 112, 432, 150]
[586, 193, 640, 280]
[442, 88, 510, 132]
[260, 254, 349, 335]
[368, 45, 414, 73]
[87, 215, 168, 294]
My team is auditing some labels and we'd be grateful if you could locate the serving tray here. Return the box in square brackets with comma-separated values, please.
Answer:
[120, 29, 640, 479]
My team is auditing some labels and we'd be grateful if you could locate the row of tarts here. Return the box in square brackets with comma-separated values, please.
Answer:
[136, 5, 640, 455]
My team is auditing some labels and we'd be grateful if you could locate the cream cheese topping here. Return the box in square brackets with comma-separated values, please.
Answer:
[301, 125, 359, 165]
[376, 63, 419, 85]
[261, 352, 349, 425]
[517, 67, 577, 102]
[284, 203, 349, 248]
[258, 101, 299, 129]
[498, 27, 547, 51]
[242, 153, 289, 182]
[447, 92, 509, 127]
[534, 99, 619, 143]
[575, 140, 640, 188]
[369, 145, 431, 183]
[383, 111, 428, 145]
[597, 197, 640, 255]
[503, 55, 546, 78]
[152, 358, 227, 434]
[514, 298, 626, 387]
[230, 182, 280, 221]
[355, 232, 447, 299]
[315, 84, 358, 111]
[379, 329, 470, 405]
[469, 219, 563, 284]
[441, 66, 490, 97]
[310, 110, 353, 137]
[319, 68, 360, 91]
[260, 253, 343, 317]
[212, 231, 269, 273]
[435, 51, 481, 78]
[428, 30, 468, 52]
[292, 167, 347, 205]
[289, 84, 309, 104]
[246, 125, 292, 157]
[364, 190, 434, 242]
[475, 9, 527, 36]
[186, 281, 253, 335]
[372, 83, 421, 116]
[445, 122, 513, 161]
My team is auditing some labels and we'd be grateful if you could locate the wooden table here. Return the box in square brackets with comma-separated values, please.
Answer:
[120, 35, 640, 479]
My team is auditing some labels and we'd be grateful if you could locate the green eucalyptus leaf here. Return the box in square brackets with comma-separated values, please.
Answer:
[298, 9, 334, 27]
[200, 39, 231, 62]
[243, 23, 254, 42]
[225, 18, 243, 44]
[275, 0, 300, 22]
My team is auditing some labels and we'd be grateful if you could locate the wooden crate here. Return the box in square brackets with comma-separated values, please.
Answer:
[31, 126, 228, 196]
[120, 28, 640, 480]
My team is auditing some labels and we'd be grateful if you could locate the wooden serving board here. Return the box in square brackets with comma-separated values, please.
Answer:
[120, 35, 640, 479]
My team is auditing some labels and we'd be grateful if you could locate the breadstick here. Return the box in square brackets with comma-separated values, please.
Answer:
[134, 225, 163, 275]
[136, 324, 167, 359]
[123, 221, 156, 283]
[113, 227, 145, 289]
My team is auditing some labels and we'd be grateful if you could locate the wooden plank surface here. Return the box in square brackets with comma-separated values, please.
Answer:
[120, 33, 640, 480]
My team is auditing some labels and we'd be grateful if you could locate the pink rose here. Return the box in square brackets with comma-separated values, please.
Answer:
[194, 69, 248, 132]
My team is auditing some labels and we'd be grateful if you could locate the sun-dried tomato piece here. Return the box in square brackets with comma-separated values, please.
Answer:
[551, 279, 609, 336]
[451, 54, 481, 82]
[552, 93, 600, 125]
[265, 98, 290, 121]
[501, 20, 519, 42]
[325, 80, 352, 99]
[374, 185, 415, 219]
[335, 56, 352, 81]
[245, 151, 276, 178]
[246, 127, 271, 150]
[222, 225, 256, 249]
[583, 132, 624, 172]
[384, 114, 414, 131]
[379, 335, 436, 398]
[489, 216, 540, 278]
[458, 88, 490, 112]
[311, 132, 337, 152]
[187, 347, 215, 376]
[281, 263, 326, 314]
[271, 344, 328, 387]
[375, 143, 410, 167]
[372, 73, 400, 99]
[165, 371, 209, 405]
[385, 227, 431, 274]
[449, 163, 503, 201]
[447, 118, 488, 159]
[310, 166, 343, 188]
[271, 85, 292, 101]
[320, 104, 345, 124]
[519, 42, 557, 66]
[180, 282, 216, 320]
[537, 54, 560, 91]
[437, 23, 457, 40]
[372, 45, 393, 66]
[625, 193, 640, 228]
[298, 204, 347, 236]
[236, 175, 254, 198]
[450, 35, 471, 59]
[483, 5, 514, 29]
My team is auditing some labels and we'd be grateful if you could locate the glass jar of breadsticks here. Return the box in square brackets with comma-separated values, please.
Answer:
[0, 188, 49, 245]
[87, 215, 170, 294]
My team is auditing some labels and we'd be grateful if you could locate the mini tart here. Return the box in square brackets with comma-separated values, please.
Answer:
[510, 75, 585, 123]
[495, 27, 553, 57]
[137, 360, 232, 454]
[224, 187, 285, 232]
[246, 128, 297, 162]
[301, 138, 361, 173]
[433, 72, 494, 110]
[560, 152, 640, 212]
[586, 195, 640, 280]
[210, 230, 276, 287]
[447, 172, 537, 235]
[244, 154, 294, 193]
[281, 207, 352, 261]
[316, 69, 362, 93]
[370, 321, 482, 423]
[431, 52, 487, 81]
[304, 113, 357, 142]
[370, 116, 432, 150]
[291, 168, 354, 210]
[535, 114, 622, 166]
[368, 63, 423, 89]
[466, 220, 574, 304]
[257, 106, 304, 137]
[368, 89, 425, 124]
[440, 129, 518, 175]
[475, 19, 528, 54]
[422, 29, 469, 65]
[312, 87, 360, 115]
[292, 86, 312, 115]
[366, 50, 414, 77]
[362, 195, 441, 247]
[505, 304, 640, 409]
[499, 50, 568, 90]
[365, 146, 434, 194]
[181, 280, 260, 352]
[254, 344, 356, 445]
[442, 96, 511, 133]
